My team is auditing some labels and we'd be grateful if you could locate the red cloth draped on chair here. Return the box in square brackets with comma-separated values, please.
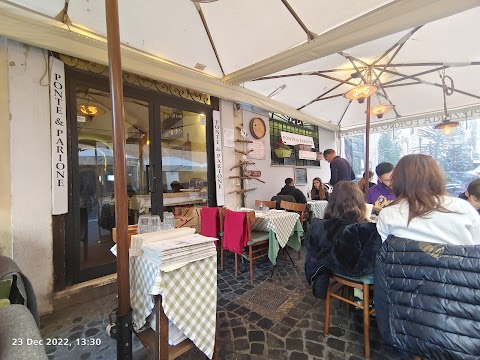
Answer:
[200, 207, 219, 238]
[222, 210, 248, 255]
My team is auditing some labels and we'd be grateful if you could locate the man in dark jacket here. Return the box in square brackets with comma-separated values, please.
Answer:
[323, 149, 355, 186]
[277, 178, 307, 204]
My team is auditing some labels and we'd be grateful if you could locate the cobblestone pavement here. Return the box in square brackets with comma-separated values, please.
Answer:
[41, 247, 403, 359]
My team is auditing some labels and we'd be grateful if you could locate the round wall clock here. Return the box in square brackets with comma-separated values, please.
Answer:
[249, 117, 267, 139]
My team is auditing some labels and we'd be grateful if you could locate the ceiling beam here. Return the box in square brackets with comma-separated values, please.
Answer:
[222, 0, 480, 84]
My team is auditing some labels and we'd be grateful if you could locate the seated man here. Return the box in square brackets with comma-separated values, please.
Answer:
[367, 162, 395, 209]
[170, 181, 184, 193]
[277, 178, 307, 204]
[458, 178, 480, 214]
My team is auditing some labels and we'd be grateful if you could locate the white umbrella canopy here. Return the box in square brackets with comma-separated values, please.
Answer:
[4, 0, 480, 131]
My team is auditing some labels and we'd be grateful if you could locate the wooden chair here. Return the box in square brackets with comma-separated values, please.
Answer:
[279, 200, 306, 259]
[254, 200, 276, 209]
[279, 200, 306, 223]
[324, 274, 375, 359]
[219, 209, 269, 284]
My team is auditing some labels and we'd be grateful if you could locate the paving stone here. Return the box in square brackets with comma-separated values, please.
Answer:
[85, 328, 100, 337]
[250, 342, 264, 355]
[289, 351, 308, 360]
[346, 342, 365, 357]
[328, 326, 346, 338]
[267, 349, 289, 360]
[248, 330, 265, 342]
[326, 337, 346, 352]
[286, 338, 303, 351]
[234, 306, 251, 316]
[288, 329, 302, 339]
[256, 317, 274, 330]
[281, 316, 297, 328]
[270, 323, 290, 337]
[287, 307, 308, 319]
[245, 311, 262, 322]
[325, 349, 346, 360]
[266, 333, 285, 348]
[234, 338, 250, 351]
[305, 340, 324, 357]
[305, 329, 324, 342]
[232, 326, 247, 338]
[70, 324, 85, 332]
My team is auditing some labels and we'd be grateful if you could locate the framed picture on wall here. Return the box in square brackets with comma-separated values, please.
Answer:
[294, 167, 307, 185]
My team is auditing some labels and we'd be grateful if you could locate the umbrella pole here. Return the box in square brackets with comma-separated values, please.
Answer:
[104, 0, 132, 359]
[364, 97, 371, 196]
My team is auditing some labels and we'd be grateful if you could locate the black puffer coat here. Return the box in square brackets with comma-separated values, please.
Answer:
[304, 218, 381, 298]
[374, 237, 480, 360]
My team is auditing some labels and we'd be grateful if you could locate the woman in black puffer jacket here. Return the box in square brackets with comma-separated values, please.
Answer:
[305, 181, 381, 298]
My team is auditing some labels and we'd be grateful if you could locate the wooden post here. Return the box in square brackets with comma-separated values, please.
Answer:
[104, 0, 132, 359]
[364, 96, 371, 196]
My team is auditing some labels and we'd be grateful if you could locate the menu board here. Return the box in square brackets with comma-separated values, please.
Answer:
[294, 167, 307, 185]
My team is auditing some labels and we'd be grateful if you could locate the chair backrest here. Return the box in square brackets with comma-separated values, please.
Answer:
[219, 209, 256, 242]
[279, 200, 306, 223]
[271, 195, 296, 209]
[374, 236, 480, 359]
[255, 200, 276, 209]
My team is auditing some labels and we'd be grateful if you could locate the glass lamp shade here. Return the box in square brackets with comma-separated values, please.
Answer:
[434, 120, 459, 136]
[369, 104, 395, 118]
[77, 104, 105, 117]
[344, 84, 378, 103]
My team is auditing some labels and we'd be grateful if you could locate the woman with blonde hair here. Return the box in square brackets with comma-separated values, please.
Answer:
[305, 181, 381, 298]
[376, 154, 480, 245]
[310, 177, 327, 201]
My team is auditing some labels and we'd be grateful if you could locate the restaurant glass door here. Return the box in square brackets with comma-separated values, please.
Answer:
[158, 106, 210, 215]
[69, 74, 152, 283]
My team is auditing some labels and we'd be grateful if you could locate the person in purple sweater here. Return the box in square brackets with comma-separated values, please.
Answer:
[367, 162, 395, 208]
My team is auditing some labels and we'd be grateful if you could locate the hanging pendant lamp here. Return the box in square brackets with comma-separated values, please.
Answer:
[434, 72, 458, 136]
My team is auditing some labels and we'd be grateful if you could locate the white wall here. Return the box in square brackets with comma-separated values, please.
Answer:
[230, 109, 336, 208]
[8, 40, 53, 314]
[0, 38, 12, 256]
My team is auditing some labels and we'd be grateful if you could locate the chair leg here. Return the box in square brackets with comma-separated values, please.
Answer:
[249, 246, 254, 285]
[363, 283, 371, 360]
[220, 244, 224, 270]
[324, 284, 331, 336]
[234, 253, 238, 277]
[344, 286, 350, 315]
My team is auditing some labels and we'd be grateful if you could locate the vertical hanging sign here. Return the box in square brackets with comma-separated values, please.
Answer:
[50, 57, 68, 215]
[213, 110, 225, 206]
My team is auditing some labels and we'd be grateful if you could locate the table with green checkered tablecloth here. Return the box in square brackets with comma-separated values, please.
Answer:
[252, 211, 303, 265]
[130, 255, 217, 359]
[308, 200, 329, 219]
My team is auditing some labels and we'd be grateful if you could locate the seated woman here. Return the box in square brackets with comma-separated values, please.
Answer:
[376, 154, 480, 245]
[357, 170, 375, 194]
[310, 177, 328, 201]
[305, 181, 381, 298]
